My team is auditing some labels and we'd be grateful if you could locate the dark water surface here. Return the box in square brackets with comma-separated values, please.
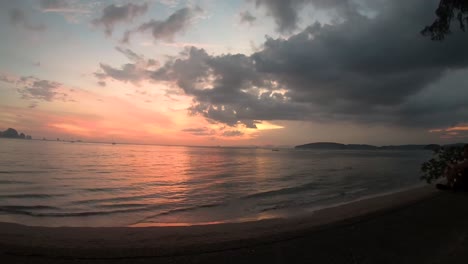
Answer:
[0, 139, 431, 227]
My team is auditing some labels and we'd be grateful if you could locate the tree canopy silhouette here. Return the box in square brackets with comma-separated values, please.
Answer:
[422, 0, 468, 40]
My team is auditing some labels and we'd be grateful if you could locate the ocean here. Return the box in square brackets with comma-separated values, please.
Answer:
[0, 139, 432, 227]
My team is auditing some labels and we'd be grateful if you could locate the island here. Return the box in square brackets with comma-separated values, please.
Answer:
[295, 142, 441, 150]
[0, 128, 32, 140]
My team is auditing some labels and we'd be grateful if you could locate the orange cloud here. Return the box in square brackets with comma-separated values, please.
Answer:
[447, 126, 468, 132]
[428, 124, 468, 140]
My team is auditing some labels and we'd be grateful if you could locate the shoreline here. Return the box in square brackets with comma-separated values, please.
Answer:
[130, 183, 428, 228]
[0, 185, 439, 259]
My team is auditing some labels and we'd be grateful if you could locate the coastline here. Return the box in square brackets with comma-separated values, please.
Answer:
[3, 185, 461, 263]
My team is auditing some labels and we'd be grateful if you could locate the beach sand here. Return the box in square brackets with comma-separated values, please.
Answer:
[2, 186, 468, 263]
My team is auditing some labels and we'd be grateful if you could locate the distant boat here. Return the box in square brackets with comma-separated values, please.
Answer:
[272, 148, 279, 151]
[112, 142, 116, 145]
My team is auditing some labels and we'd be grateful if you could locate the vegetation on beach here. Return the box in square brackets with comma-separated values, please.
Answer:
[421, 145, 465, 183]
[419, 0, 467, 184]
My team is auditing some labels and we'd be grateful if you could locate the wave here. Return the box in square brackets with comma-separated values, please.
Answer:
[82, 187, 139, 192]
[0, 193, 67, 199]
[0, 201, 224, 218]
[242, 182, 322, 200]
[0, 205, 58, 211]
[157, 203, 222, 216]
[0, 204, 161, 217]
[253, 192, 345, 214]
[0, 170, 44, 174]
[72, 192, 166, 205]
[0, 180, 32, 184]
[144, 182, 176, 187]
[96, 203, 150, 209]
[211, 172, 234, 179]
[132, 202, 224, 225]
[343, 187, 367, 195]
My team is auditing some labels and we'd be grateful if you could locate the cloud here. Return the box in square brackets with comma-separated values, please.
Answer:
[181, 127, 215, 136]
[96, 63, 148, 84]
[150, 47, 307, 128]
[158, 0, 179, 7]
[28, 102, 39, 108]
[0, 73, 72, 103]
[94, 47, 159, 85]
[395, 69, 468, 128]
[252, 0, 353, 33]
[0, 72, 16, 83]
[144, 0, 468, 130]
[9, 8, 46, 31]
[123, 7, 202, 43]
[39, 0, 70, 11]
[38, 0, 95, 23]
[92, 3, 148, 36]
[181, 127, 244, 137]
[429, 124, 468, 140]
[13, 77, 72, 103]
[239, 11, 256, 25]
[222, 130, 244, 137]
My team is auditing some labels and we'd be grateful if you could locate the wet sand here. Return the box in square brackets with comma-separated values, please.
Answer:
[2, 186, 468, 263]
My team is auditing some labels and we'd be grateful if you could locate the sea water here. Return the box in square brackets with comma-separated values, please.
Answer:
[0, 139, 431, 227]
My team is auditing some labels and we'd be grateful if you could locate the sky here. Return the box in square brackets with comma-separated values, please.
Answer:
[0, 0, 467, 146]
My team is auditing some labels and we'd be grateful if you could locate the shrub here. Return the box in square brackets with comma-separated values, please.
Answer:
[421, 145, 465, 183]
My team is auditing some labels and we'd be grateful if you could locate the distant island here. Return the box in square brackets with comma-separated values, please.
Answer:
[0, 128, 32, 140]
[295, 142, 442, 151]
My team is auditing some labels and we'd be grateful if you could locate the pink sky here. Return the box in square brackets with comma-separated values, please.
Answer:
[1, 0, 467, 146]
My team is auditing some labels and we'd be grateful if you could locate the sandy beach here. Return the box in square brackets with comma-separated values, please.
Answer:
[2, 186, 468, 263]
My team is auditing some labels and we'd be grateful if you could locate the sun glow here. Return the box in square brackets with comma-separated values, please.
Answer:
[50, 123, 91, 134]
[256, 122, 284, 130]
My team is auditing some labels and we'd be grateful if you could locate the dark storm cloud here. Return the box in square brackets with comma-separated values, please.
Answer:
[248, 0, 468, 125]
[92, 3, 148, 36]
[9, 8, 46, 31]
[252, 0, 350, 33]
[123, 7, 202, 43]
[396, 70, 468, 128]
[144, 0, 468, 129]
[239, 11, 256, 25]
[253, 0, 307, 33]
[150, 47, 308, 128]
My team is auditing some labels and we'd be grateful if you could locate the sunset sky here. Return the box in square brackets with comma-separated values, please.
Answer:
[1, 0, 467, 146]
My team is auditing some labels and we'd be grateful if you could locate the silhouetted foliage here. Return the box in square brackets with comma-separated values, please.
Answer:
[0, 128, 32, 139]
[2, 128, 19, 138]
[421, 146, 465, 183]
[422, 0, 468, 40]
